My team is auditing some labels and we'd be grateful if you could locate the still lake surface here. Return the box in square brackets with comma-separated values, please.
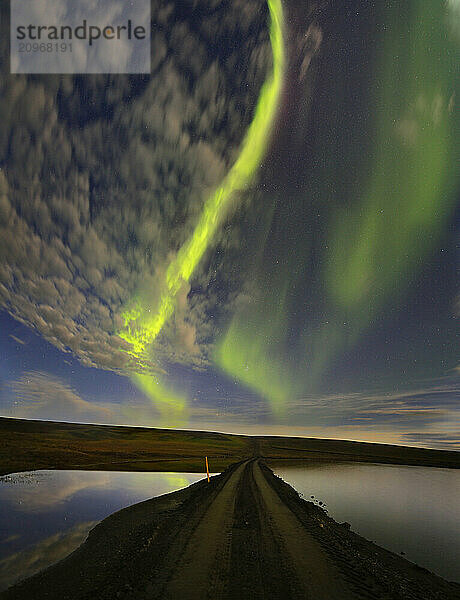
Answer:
[0, 463, 458, 590]
[0, 470, 206, 591]
[274, 462, 460, 582]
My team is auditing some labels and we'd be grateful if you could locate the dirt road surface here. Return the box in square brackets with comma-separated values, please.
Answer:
[2, 460, 459, 600]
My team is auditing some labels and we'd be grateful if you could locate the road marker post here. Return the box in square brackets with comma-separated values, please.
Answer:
[205, 456, 210, 482]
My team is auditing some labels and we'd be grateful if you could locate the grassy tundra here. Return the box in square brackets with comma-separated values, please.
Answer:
[0, 417, 458, 475]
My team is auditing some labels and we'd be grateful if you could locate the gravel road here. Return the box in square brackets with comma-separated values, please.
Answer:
[2, 459, 459, 600]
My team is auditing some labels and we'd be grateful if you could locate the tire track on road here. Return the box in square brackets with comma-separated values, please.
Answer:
[253, 460, 353, 599]
[162, 461, 247, 599]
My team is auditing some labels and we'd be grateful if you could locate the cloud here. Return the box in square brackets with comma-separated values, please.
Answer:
[287, 383, 460, 426]
[399, 432, 460, 451]
[0, 0, 272, 376]
[185, 381, 460, 450]
[5, 369, 187, 428]
[8, 371, 113, 422]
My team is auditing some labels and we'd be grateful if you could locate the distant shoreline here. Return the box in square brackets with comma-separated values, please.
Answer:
[1, 416, 458, 475]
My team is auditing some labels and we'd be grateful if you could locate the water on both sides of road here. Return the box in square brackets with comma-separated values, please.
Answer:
[0, 462, 458, 591]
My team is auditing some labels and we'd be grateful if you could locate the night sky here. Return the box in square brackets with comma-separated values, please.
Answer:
[0, 0, 458, 449]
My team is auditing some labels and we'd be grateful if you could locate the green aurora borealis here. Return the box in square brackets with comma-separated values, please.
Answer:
[118, 0, 459, 419]
[0, 0, 458, 443]
[119, 0, 285, 420]
[212, 0, 460, 412]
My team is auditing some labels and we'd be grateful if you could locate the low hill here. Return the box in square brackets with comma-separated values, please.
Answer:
[0, 416, 458, 475]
